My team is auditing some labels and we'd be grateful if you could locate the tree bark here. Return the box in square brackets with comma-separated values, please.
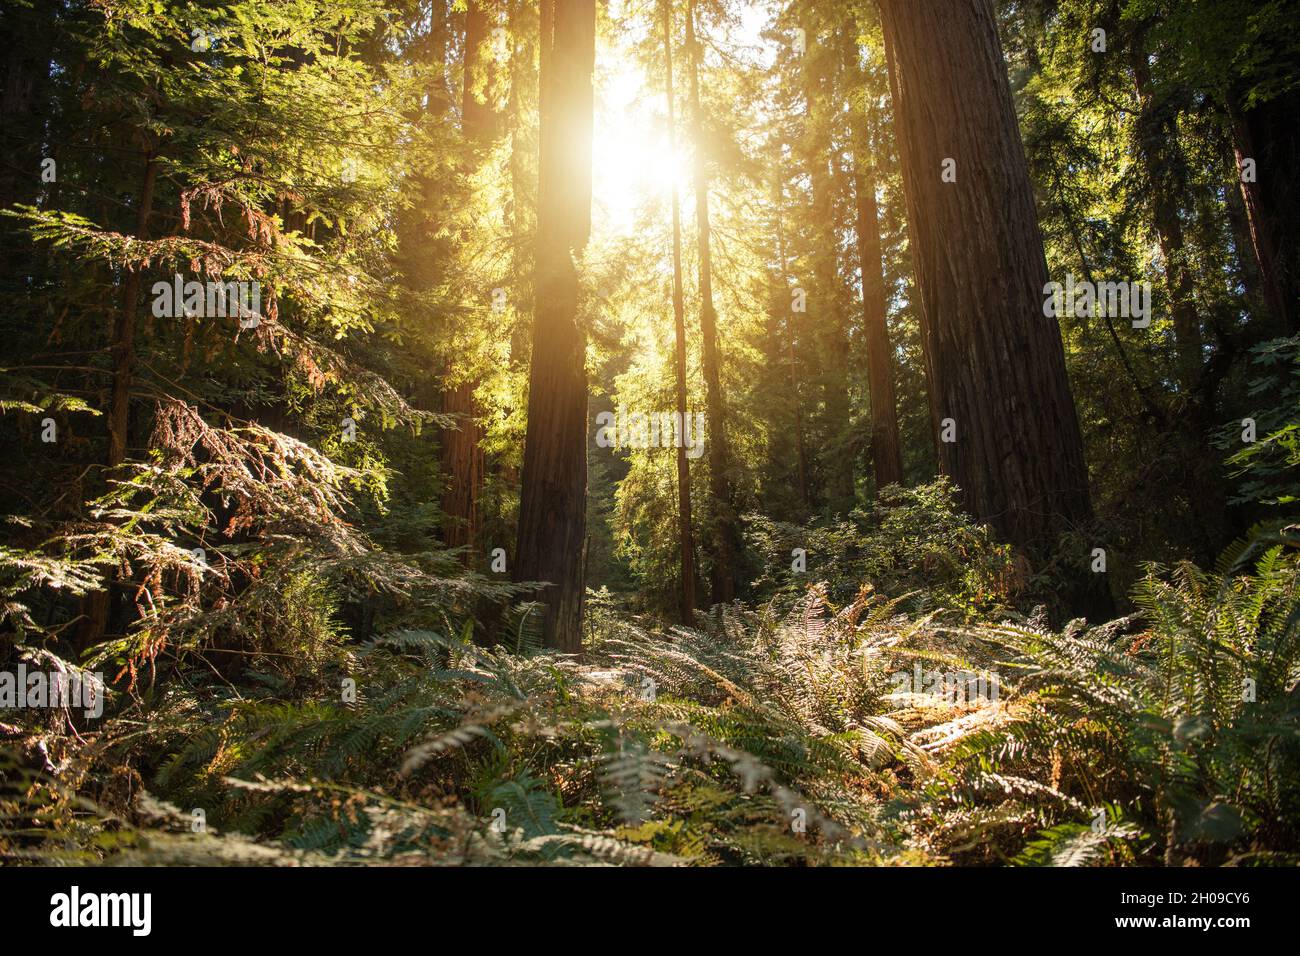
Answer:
[440, 378, 485, 553]
[440, 0, 496, 558]
[514, 0, 594, 653]
[661, 0, 698, 621]
[461, 0, 498, 137]
[878, 0, 1095, 560]
[502, 0, 537, 496]
[108, 156, 158, 469]
[773, 176, 811, 511]
[853, 142, 904, 491]
[803, 31, 855, 512]
[686, 0, 738, 604]
[1226, 86, 1299, 335]
[82, 152, 158, 648]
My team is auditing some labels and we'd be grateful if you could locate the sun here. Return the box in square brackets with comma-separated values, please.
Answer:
[591, 42, 692, 237]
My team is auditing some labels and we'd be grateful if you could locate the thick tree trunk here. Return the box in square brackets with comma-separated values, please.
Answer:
[514, 0, 594, 653]
[1226, 86, 1299, 335]
[461, 0, 497, 137]
[879, 0, 1095, 560]
[1221, 136, 1274, 334]
[662, 0, 698, 621]
[686, 0, 738, 604]
[853, 147, 904, 491]
[440, 379, 485, 553]
[502, 0, 537, 496]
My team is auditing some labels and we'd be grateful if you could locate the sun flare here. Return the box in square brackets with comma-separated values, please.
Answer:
[591, 45, 691, 235]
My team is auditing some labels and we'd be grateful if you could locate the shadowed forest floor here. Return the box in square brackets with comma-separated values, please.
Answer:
[5, 538, 1298, 866]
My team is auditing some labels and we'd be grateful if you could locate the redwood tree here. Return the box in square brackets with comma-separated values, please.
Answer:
[514, 0, 595, 652]
[662, 0, 698, 621]
[686, 0, 739, 604]
[1129, 32, 1204, 395]
[773, 176, 811, 510]
[849, 62, 904, 493]
[853, 146, 903, 492]
[440, 0, 496, 557]
[82, 151, 157, 647]
[878, 0, 1094, 559]
[801, 21, 855, 512]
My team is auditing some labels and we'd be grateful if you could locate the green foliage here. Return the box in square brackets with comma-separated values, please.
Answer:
[745, 479, 1018, 617]
[904, 535, 1300, 865]
[5, 524, 1297, 867]
[1221, 335, 1300, 506]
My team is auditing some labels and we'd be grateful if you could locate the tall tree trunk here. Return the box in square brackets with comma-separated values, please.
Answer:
[108, 156, 158, 468]
[82, 152, 158, 647]
[685, 0, 738, 604]
[502, 0, 537, 495]
[853, 141, 904, 491]
[440, 0, 496, 558]
[461, 0, 497, 136]
[1129, 40, 1203, 393]
[878, 0, 1095, 565]
[440, 378, 485, 553]
[1226, 86, 1298, 334]
[662, 0, 698, 621]
[773, 176, 811, 510]
[847, 32, 903, 492]
[1222, 135, 1270, 321]
[803, 32, 855, 512]
[514, 0, 594, 653]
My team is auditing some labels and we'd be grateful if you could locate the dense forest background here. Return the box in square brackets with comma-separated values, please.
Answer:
[2, 0, 1298, 867]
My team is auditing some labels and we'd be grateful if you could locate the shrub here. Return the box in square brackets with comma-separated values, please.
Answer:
[745, 479, 1019, 618]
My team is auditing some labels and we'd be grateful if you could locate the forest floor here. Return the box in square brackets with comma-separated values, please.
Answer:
[3, 526, 1298, 867]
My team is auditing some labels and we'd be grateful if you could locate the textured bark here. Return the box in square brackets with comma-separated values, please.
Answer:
[853, 147, 904, 491]
[686, 0, 738, 604]
[514, 0, 594, 653]
[461, 0, 497, 136]
[879, 0, 1094, 557]
[502, 0, 537, 497]
[440, 379, 485, 553]
[1223, 136, 1266, 306]
[440, 0, 496, 558]
[662, 0, 698, 621]
[1226, 86, 1300, 334]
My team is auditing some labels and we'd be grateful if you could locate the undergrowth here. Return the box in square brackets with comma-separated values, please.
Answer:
[4, 526, 1297, 866]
